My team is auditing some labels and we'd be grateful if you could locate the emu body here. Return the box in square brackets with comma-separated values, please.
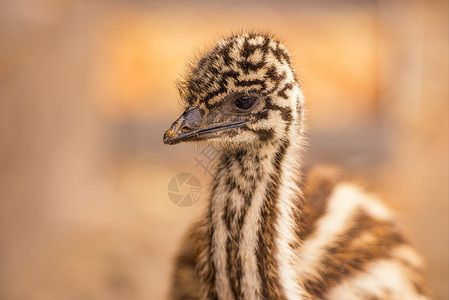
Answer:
[164, 33, 430, 300]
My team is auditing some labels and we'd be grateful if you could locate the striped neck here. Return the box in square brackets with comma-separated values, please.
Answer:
[205, 121, 308, 300]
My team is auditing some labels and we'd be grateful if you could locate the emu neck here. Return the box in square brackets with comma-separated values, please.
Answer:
[207, 135, 306, 300]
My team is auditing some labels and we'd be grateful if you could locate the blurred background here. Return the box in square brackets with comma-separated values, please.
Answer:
[0, 0, 447, 299]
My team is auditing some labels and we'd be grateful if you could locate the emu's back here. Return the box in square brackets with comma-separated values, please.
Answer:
[170, 167, 430, 300]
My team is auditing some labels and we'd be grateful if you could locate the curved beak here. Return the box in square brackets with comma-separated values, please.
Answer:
[163, 106, 249, 145]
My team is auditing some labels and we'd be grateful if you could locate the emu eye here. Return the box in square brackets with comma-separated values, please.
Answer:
[233, 96, 256, 111]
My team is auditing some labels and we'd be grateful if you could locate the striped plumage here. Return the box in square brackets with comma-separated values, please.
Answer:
[163, 32, 430, 300]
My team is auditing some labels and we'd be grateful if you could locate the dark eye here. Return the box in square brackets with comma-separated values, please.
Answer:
[233, 96, 256, 111]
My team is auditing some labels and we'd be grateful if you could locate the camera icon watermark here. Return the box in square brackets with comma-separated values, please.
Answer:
[167, 144, 219, 206]
[167, 173, 202, 207]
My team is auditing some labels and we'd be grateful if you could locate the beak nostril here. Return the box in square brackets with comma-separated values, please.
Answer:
[181, 125, 192, 133]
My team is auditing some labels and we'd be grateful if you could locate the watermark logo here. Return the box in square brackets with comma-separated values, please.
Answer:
[194, 144, 219, 177]
[168, 144, 219, 206]
[167, 173, 202, 207]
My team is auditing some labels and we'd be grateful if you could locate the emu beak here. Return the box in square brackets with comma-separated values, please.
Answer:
[163, 106, 202, 145]
[163, 106, 249, 145]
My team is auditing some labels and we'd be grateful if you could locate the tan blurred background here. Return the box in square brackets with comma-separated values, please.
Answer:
[0, 0, 447, 299]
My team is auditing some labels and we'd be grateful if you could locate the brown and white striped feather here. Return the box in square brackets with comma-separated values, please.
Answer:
[170, 168, 430, 300]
